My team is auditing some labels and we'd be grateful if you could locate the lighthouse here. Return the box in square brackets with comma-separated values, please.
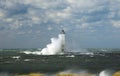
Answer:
[60, 29, 65, 53]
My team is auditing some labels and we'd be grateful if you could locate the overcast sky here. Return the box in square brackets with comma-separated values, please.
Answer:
[0, 0, 120, 49]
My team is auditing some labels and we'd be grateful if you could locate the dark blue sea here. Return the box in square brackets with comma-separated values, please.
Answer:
[0, 48, 120, 76]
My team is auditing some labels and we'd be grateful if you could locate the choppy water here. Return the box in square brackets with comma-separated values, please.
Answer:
[0, 48, 120, 76]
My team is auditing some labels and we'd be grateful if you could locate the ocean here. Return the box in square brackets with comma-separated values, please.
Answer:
[0, 48, 120, 76]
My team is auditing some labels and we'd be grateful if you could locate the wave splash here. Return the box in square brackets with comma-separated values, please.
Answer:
[40, 34, 65, 55]
[23, 34, 65, 55]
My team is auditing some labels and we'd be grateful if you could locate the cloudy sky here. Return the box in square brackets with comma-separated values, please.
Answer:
[0, 0, 120, 49]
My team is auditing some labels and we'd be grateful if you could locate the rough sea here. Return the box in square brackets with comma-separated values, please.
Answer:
[0, 48, 120, 76]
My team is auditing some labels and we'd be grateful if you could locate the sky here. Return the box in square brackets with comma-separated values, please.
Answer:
[0, 0, 120, 49]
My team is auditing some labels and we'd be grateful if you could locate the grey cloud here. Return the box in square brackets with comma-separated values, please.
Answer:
[0, 0, 120, 48]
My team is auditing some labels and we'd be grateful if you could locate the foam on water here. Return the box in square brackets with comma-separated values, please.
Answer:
[0, 69, 116, 76]
[99, 69, 115, 76]
[66, 55, 75, 58]
[11, 56, 20, 59]
[57, 69, 115, 76]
